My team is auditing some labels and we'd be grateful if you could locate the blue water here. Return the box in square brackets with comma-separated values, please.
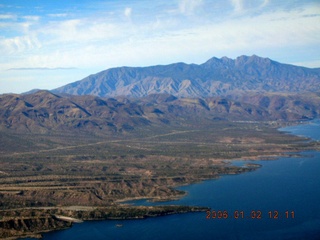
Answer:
[279, 120, 320, 141]
[40, 120, 320, 240]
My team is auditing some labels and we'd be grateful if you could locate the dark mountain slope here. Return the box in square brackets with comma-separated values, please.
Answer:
[229, 92, 320, 121]
[0, 91, 148, 133]
[1, 91, 319, 135]
[53, 55, 320, 98]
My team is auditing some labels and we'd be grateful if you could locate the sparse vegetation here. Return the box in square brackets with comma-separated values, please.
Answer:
[0, 91, 319, 239]
[1, 121, 318, 210]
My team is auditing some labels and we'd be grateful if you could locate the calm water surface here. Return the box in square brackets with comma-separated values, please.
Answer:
[40, 120, 320, 240]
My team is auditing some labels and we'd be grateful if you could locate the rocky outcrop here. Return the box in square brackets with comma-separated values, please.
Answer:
[0, 216, 71, 239]
[0, 206, 208, 239]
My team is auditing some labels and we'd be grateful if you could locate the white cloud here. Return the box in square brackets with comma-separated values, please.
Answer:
[230, 0, 243, 13]
[2, 5, 320, 69]
[179, 0, 203, 15]
[260, 0, 269, 8]
[0, 35, 41, 55]
[124, 7, 132, 18]
[0, 14, 16, 20]
[46, 6, 320, 67]
[22, 15, 40, 21]
[47, 13, 68, 18]
[40, 18, 121, 47]
[230, 0, 270, 15]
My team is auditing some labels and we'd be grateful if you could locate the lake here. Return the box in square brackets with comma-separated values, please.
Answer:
[39, 120, 320, 239]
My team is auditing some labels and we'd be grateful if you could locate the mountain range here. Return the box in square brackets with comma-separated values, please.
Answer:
[53, 55, 320, 98]
[1, 55, 319, 134]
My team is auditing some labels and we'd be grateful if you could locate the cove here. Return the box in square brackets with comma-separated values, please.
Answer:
[39, 121, 320, 240]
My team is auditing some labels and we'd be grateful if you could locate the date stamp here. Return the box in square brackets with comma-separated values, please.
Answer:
[206, 210, 295, 220]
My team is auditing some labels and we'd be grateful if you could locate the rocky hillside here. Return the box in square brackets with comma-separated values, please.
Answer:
[53, 55, 320, 98]
[0, 206, 207, 239]
[1, 90, 319, 134]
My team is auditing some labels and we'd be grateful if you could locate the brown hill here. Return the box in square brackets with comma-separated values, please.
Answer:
[1, 91, 319, 135]
[229, 92, 320, 121]
[0, 91, 149, 134]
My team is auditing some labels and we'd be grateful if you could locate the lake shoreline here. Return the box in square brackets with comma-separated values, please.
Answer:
[1, 205, 209, 240]
[1, 120, 320, 239]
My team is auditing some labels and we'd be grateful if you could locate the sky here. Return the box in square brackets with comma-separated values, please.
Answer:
[0, 0, 319, 94]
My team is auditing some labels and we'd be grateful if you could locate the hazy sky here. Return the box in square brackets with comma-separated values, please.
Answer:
[0, 0, 319, 94]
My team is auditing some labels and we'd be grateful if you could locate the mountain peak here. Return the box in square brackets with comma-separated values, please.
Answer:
[202, 56, 229, 67]
[236, 55, 272, 65]
[53, 55, 320, 98]
[27, 90, 61, 98]
[204, 55, 268, 67]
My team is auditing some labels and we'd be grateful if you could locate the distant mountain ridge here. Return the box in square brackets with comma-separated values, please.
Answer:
[53, 55, 320, 98]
